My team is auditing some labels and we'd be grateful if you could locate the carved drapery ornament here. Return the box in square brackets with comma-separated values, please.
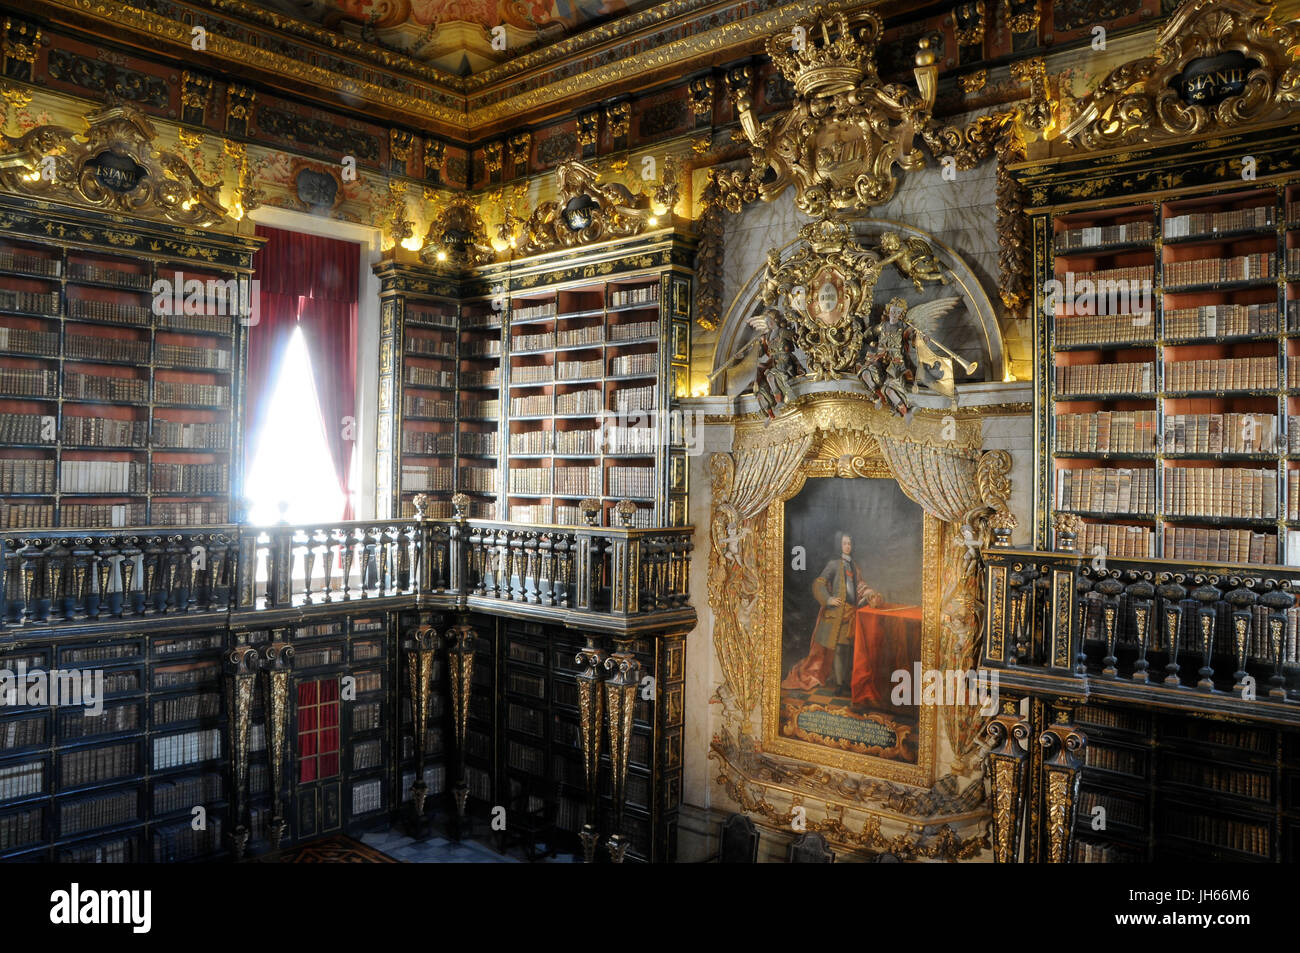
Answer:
[0, 100, 226, 227]
[1063, 0, 1300, 151]
[709, 391, 1013, 799]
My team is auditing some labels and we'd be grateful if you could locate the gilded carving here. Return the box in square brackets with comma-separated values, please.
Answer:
[420, 196, 494, 267]
[1063, 0, 1300, 150]
[514, 158, 675, 254]
[0, 101, 227, 227]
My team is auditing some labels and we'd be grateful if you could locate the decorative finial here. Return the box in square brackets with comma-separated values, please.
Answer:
[1051, 512, 1082, 553]
[578, 498, 601, 526]
[412, 493, 430, 520]
[613, 500, 638, 528]
[452, 492, 471, 520]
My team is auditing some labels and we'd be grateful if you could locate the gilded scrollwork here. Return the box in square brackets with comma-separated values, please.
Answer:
[1063, 0, 1300, 150]
[0, 100, 227, 227]
[419, 196, 494, 267]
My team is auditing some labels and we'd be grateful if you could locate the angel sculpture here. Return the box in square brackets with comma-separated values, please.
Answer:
[859, 296, 974, 417]
[877, 233, 950, 292]
[747, 308, 802, 418]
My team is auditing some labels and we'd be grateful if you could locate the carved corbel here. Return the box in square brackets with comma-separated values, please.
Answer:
[180, 72, 213, 125]
[226, 84, 255, 136]
[690, 75, 716, 127]
[225, 645, 261, 860]
[603, 640, 640, 863]
[445, 622, 477, 828]
[577, 111, 599, 158]
[1039, 715, 1086, 863]
[1, 17, 40, 82]
[507, 132, 530, 177]
[605, 101, 631, 146]
[424, 139, 446, 182]
[575, 636, 608, 863]
[262, 638, 294, 850]
[484, 141, 503, 182]
[1011, 57, 1053, 134]
[984, 701, 1031, 862]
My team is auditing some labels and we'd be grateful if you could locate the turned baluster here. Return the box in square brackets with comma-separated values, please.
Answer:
[1007, 565, 1038, 665]
[15, 541, 40, 624]
[1260, 588, 1294, 700]
[141, 539, 162, 615]
[70, 544, 93, 621]
[1127, 579, 1155, 682]
[358, 529, 374, 598]
[377, 527, 390, 596]
[301, 533, 317, 604]
[1096, 576, 1126, 677]
[321, 532, 337, 602]
[1156, 579, 1187, 686]
[44, 544, 68, 622]
[1224, 583, 1258, 695]
[396, 526, 411, 591]
[340, 530, 356, 600]
[179, 539, 197, 612]
[119, 540, 139, 617]
[1192, 582, 1222, 692]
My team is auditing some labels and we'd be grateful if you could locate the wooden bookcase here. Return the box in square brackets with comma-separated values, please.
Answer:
[1043, 182, 1300, 564]
[0, 210, 258, 531]
[375, 228, 694, 528]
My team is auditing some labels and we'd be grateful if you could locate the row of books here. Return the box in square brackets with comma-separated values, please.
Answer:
[557, 358, 603, 380]
[59, 704, 138, 739]
[1059, 265, 1155, 286]
[1163, 811, 1268, 856]
[0, 458, 56, 493]
[63, 417, 148, 447]
[1164, 467, 1278, 518]
[461, 398, 499, 419]
[1054, 313, 1153, 347]
[60, 503, 147, 528]
[155, 344, 230, 370]
[0, 806, 41, 850]
[509, 467, 557, 495]
[609, 320, 657, 342]
[607, 466, 655, 497]
[401, 431, 454, 454]
[64, 371, 148, 403]
[610, 286, 659, 308]
[0, 503, 54, 528]
[406, 366, 456, 388]
[68, 299, 150, 326]
[404, 396, 454, 417]
[1072, 840, 1138, 863]
[611, 352, 657, 376]
[152, 693, 221, 726]
[151, 419, 229, 449]
[1056, 467, 1156, 515]
[0, 718, 45, 750]
[352, 778, 384, 814]
[1163, 526, 1275, 565]
[66, 333, 149, 364]
[404, 336, 454, 358]
[613, 384, 657, 413]
[512, 301, 557, 322]
[1085, 744, 1143, 776]
[1164, 413, 1278, 454]
[151, 729, 221, 771]
[1289, 248, 1300, 273]
[555, 465, 602, 495]
[509, 503, 549, 523]
[1289, 482, 1300, 521]
[460, 309, 501, 329]
[67, 261, 150, 290]
[1163, 204, 1276, 238]
[558, 429, 603, 455]
[353, 739, 382, 771]
[150, 462, 228, 492]
[158, 312, 232, 335]
[407, 307, 454, 328]
[511, 365, 552, 384]
[153, 773, 222, 817]
[1164, 302, 1278, 339]
[152, 817, 222, 862]
[60, 789, 137, 837]
[556, 389, 603, 415]
[0, 367, 57, 397]
[1055, 411, 1157, 453]
[458, 467, 497, 492]
[401, 465, 453, 491]
[607, 424, 661, 454]
[511, 394, 551, 416]
[0, 761, 43, 802]
[461, 338, 501, 357]
[513, 330, 553, 351]
[1056, 362, 1153, 396]
[558, 324, 605, 347]
[510, 430, 554, 454]
[1166, 356, 1277, 391]
[61, 743, 137, 788]
[0, 326, 58, 356]
[154, 382, 229, 406]
[1165, 253, 1275, 286]
[461, 369, 499, 388]
[60, 461, 148, 493]
[460, 431, 498, 455]
[1164, 759, 1271, 799]
[0, 289, 59, 317]
[0, 412, 52, 444]
[0, 249, 60, 276]
[1056, 220, 1154, 250]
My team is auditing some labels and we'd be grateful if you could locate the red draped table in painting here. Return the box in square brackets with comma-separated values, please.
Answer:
[851, 603, 922, 710]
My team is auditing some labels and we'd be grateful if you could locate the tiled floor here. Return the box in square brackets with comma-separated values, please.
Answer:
[359, 825, 581, 863]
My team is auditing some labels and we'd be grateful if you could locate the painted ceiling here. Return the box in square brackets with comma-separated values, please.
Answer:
[255, 0, 660, 75]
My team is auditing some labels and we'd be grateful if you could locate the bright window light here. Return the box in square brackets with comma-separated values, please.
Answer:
[244, 326, 346, 525]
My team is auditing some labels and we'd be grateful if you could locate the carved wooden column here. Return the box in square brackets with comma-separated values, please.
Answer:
[263, 639, 295, 850]
[1039, 713, 1087, 863]
[404, 624, 439, 836]
[984, 699, 1031, 863]
[574, 635, 607, 863]
[445, 620, 477, 835]
[603, 639, 640, 863]
[224, 645, 261, 860]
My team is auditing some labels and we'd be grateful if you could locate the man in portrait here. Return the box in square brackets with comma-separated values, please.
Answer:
[782, 531, 882, 694]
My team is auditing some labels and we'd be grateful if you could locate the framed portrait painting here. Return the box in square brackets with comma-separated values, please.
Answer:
[762, 470, 939, 785]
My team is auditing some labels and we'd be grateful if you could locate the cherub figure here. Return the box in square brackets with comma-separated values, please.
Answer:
[747, 307, 802, 418]
[859, 295, 964, 417]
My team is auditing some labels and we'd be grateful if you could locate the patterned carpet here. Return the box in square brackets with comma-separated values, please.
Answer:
[254, 834, 400, 863]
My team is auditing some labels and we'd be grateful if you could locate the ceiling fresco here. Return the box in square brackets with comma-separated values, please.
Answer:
[254, 0, 660, 74]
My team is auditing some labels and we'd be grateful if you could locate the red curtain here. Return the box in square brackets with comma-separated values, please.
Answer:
[248, 226, 360, 520]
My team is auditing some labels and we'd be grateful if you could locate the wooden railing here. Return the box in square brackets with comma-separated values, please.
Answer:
[983, 543, 1300, 721]
[0, 516, 695, 634]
